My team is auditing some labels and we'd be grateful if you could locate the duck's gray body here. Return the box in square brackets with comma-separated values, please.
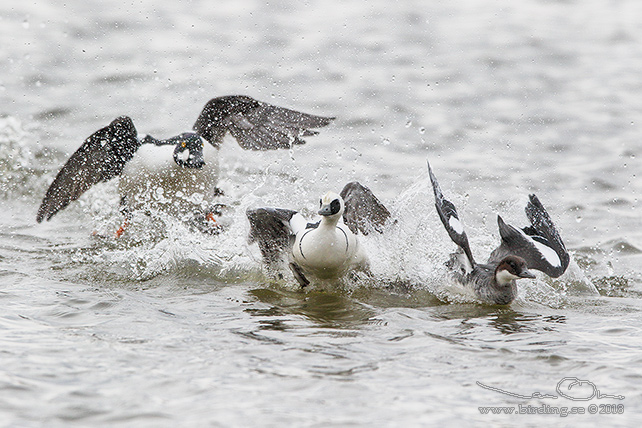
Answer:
[470, 264, 518, 306]
[449, 254, 530, 305]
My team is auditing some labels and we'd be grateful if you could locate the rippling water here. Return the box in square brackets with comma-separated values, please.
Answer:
[1, 0, 641, 426]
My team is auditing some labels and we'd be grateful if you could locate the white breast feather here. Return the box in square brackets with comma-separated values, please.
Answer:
[119, 143, 219, 211]
[294, 223, 363, 279]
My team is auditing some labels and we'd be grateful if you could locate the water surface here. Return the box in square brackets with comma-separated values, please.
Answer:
[1, 0, 641, 426]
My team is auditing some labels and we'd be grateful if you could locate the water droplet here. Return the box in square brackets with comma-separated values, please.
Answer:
[405, 120, 412, 128]
[22, 19, 30, 29]
[419, 127, 426, 134]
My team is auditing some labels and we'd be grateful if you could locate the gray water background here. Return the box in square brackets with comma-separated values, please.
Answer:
[1, 0, 641, 426]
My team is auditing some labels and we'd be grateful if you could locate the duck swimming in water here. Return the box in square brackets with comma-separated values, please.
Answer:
[36, 95, 333, 235]
[427, 161, 570, 305]
[246, 182, 391, 287]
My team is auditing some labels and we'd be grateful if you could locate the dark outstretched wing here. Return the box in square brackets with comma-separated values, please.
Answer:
[193, 95, 334, 150]
[489, 195, 569, 278]
[427, 161, 476, 266]
[247, 207, 299, 266]
[340, 181, 391, 235]
[36, 116, 140, 223]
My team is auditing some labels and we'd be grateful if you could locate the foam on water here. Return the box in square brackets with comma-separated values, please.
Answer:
[0, 115, 605, 310]
[0, 117, 53, 202]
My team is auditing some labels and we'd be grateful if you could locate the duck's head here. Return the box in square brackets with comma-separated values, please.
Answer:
[318, 191, 344, 220]
[171, 133, 206, 169]
[495, 255, 536, 286]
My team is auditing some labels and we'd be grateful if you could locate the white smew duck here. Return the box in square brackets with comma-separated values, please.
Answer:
[247, 182, 391, 286]
[36, 95, 333, 235]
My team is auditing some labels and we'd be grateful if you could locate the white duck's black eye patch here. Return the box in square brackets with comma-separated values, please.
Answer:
[330, 199, 341, 215]
[173, 140, 205, 169]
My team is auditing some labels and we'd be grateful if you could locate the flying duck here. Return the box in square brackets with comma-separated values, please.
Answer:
[36, 95, 334, 234]
[246, 181, 391, 287]
[427, 161, 570, 305]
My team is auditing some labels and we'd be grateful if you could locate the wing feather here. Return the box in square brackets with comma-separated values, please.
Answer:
[193, 95, 333, 150]
[427, 161, 476, 266]
[36, 116, 139, 222]
[489, 195, 569, 278]
[340, 182, 391, 235]
[247, 207, 298, 266]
